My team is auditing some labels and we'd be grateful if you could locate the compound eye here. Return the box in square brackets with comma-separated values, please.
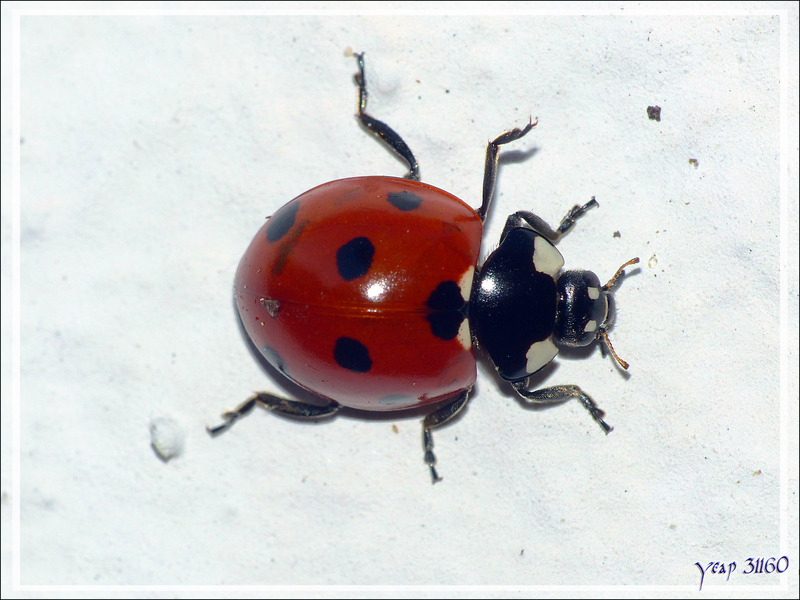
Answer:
[582, 285, 609, 337]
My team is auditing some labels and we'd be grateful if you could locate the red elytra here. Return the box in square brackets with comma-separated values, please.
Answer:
[234, 176, 482, 411]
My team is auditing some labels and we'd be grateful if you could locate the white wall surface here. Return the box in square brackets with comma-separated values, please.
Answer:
[2, 2, 798, 597]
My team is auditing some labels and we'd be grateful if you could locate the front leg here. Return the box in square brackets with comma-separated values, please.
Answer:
[500, 197, 599, 244]
[512, 381, 613, 434]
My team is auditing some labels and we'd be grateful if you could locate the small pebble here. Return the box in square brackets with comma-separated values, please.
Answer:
[150, 417, 184, 461]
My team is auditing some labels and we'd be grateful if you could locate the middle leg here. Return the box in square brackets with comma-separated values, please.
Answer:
[422, 389, 472, 484]
[352, 52, 420, 181]
[477, 119, 538, 221]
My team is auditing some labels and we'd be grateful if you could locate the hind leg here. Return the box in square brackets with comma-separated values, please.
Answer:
[207, 392, 340, 435]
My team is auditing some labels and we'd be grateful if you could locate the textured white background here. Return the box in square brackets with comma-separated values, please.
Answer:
[2, 1, 798, 596]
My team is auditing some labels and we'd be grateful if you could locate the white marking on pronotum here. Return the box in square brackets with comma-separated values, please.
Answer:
[532, 236, 564, 278]
[587, 286, 600, 300]
[525, 338, 558, 374]
[584, 320, 598, 333]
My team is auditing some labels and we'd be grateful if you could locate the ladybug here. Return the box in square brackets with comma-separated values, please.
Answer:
[209, 52, 638, 483]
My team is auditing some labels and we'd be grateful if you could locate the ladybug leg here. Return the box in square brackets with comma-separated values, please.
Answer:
[500, 197, 599, 244]
[477, 119, 538, 221]
[511, 381, 613, 434]
[207, 392, 340, 435]
[422, 389, 471, 484]
[352, 52, 420, 181]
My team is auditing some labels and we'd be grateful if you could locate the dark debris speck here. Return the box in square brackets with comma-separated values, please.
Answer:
[647, 106, 661, 121]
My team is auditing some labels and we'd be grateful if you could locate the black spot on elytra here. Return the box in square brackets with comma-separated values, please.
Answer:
[425, 280, 468, 341]
[387, 191, 423, 211]
[333, 337, 372, 373]
[426, 281, 463, 311]
[336, 237, 374, 280]
[426, 312, 466, 341]
[266, 201, 300, 242]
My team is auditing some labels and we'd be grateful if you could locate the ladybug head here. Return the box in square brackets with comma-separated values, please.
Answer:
[554, 258, 639, 367]
[554, 270, 608, 347]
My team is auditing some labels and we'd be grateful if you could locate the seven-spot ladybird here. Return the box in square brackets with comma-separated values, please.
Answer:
[209, 52, 638, 483]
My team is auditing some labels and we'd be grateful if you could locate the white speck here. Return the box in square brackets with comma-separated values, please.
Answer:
[588, 287, 600, 300]
[150, 417, 184, 462]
